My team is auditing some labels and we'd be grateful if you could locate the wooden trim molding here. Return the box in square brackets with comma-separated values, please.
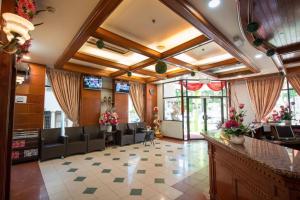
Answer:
[54, 0, 123, 68]
[159, 0, 260, 73]
[73, 52, 129, 71]
[198, 58, 239, 71]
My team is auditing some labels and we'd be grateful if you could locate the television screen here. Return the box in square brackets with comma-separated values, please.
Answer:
[83, 75, 102, 90]
[115, 82, 130, 93]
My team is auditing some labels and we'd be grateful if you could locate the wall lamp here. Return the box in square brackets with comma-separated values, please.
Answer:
[0, 13, 34, 54]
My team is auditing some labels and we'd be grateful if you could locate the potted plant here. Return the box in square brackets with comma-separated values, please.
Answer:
[99, 111, 119, 132]
[222, 104, 250, 145]
[269, 105, 293, 125]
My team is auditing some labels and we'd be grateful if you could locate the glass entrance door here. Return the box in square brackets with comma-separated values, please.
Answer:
[206, 98, 223, 132]
[187, 97, 205, 139]
[187, 97, 224, 139]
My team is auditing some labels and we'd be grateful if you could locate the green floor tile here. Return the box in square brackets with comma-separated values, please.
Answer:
[169, 158, 176, 161]
[123, 163, 130, 166]
[83, 187, 97, 194]
[173, 170, 180, 175]
[74, 176, 86, 182]
[155, 163, 163, 167]
[129, 154, 136, 156]
[113, 177, 125, 183]
[155, 154, 162, 157]
[167, 150, 173, 153]
[67, 168, 78, 172]
[143, 150, 149, 152]
[62, 162, 71, 165]
[133, 147, 139, 149]
[104, 153, 111, 156]
[102, 169, 111, 173]
[137, 170, 146, 174]
[120, 150, 126, 152]
[154, 178, 165, 184]
[155, 147, 161, 149]
[130, 189, 142, 196]
[85, 157, 93, 160]
[141, 158, 148, 161]
[113, 158, 120, 160]
[92, 162, 101, 166]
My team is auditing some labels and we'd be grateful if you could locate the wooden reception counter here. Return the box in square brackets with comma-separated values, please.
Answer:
[202, 132, 300, 200]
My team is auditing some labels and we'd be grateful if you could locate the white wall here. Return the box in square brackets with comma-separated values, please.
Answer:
[157, 84, 183, 139]
[230, 80, 255, 124]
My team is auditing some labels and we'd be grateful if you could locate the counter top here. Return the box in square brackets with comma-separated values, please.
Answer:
[202, 131, 300, 179]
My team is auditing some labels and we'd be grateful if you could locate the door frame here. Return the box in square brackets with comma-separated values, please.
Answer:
[186, 96, 224, 140]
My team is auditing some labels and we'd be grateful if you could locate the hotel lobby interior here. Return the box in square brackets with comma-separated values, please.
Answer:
[1, 0, 300, 200]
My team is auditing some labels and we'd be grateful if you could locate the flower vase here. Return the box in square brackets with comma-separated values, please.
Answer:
[284, 120, 292, 126]
[106, 125, 112, 132]
[229, 135, 245, 145]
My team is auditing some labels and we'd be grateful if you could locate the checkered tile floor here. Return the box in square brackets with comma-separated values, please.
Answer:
[39, 139, 209, 200]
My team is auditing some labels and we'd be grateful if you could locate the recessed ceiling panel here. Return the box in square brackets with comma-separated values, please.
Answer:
[69, 59, 119, 72]
[78, 38, 149, 66]
[174, 42, 234, 65]
[101, 0, 202, 52]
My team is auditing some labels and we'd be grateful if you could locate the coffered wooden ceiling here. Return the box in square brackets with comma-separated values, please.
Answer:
[238, 0, 300, 73]
[55, 0, 260, 83]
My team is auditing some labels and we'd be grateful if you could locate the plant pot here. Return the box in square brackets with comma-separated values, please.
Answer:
[229, 135, 245, 145]
[106, 125, 112, 132]
[284, 120, 292, 126]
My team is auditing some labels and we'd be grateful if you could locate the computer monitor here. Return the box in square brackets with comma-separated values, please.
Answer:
[275, 125, 295, 140]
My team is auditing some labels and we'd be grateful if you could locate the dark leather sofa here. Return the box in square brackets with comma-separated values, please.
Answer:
[65, 127, 87, 156]
[116, 123, 134, 146]
[128, 122, 146, 143]
[40, 128, 66, 161]
[84, 124, 105, 152]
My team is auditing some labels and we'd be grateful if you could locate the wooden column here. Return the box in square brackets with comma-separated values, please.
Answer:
[0, 1, 16, 199]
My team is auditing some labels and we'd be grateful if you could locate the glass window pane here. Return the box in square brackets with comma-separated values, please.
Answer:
[44, 76, 73, 129]
[163, 81, 181, 97]
[128, 96, 140, 123]
[164, 98, 182, 121]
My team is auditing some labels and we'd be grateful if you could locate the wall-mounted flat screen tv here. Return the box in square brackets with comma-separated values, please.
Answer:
[83, 75, 102, 90]
[115, 82, 130, 93]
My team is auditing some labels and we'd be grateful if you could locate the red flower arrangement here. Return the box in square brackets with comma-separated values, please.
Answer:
[16, 0, 37, 21]
[223, 103, 249, 136]
[267, 105, 293, 122]
[99, 111, 119, 126]
[153, 106, 159, 113]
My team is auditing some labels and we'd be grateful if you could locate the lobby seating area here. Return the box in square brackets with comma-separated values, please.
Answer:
[2, 0, 300, 200]
[40, 123, 153, 161]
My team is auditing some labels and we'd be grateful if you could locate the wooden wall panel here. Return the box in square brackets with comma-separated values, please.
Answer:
[79, 86, 101, 126]
[145, 84, 157, 126]
[14, 64, 46, 130]
[114, 93, 128, 123]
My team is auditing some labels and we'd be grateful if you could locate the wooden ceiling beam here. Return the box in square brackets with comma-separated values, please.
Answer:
[160, 0, 260, 73]
[116, 75, 147, 84]
[164, 57, 195, 70]
[276, 42, 300, 55]
[54, 0, 123, 68]
[63, 62, 112, 77]
[198, 58, 240, 71]
[73, 52, 129, 71]
[161, 35, 211, 58]
[93, 28, 161, 59]
[283, 57, 300, 65]
[216, 68, 252, 78]
[135, 69, 167, 79]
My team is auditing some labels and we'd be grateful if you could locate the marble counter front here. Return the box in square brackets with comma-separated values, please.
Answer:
[202, 131, 300, 200]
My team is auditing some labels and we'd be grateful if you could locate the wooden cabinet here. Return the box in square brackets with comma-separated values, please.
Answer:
[205, 134, 300, 200]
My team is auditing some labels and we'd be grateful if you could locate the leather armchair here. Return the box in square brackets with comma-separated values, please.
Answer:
[84, 124, 105, 152]
[116, 123, 134, 146]
[65, 127, 87, 156]
[40, 128, 66, 161]
[128, 122, 146, 143]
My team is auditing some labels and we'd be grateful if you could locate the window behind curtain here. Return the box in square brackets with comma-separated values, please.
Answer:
[272, 78, 300, 121]
[128, 96, 140, 123]
[44, 75, 73, 129]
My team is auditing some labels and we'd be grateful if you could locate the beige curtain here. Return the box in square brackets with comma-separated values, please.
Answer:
[129, 82, 145, 122]
[246, 75, 284, 121]
[287, 74, 300, 95]
[46, 69, 81, 126]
